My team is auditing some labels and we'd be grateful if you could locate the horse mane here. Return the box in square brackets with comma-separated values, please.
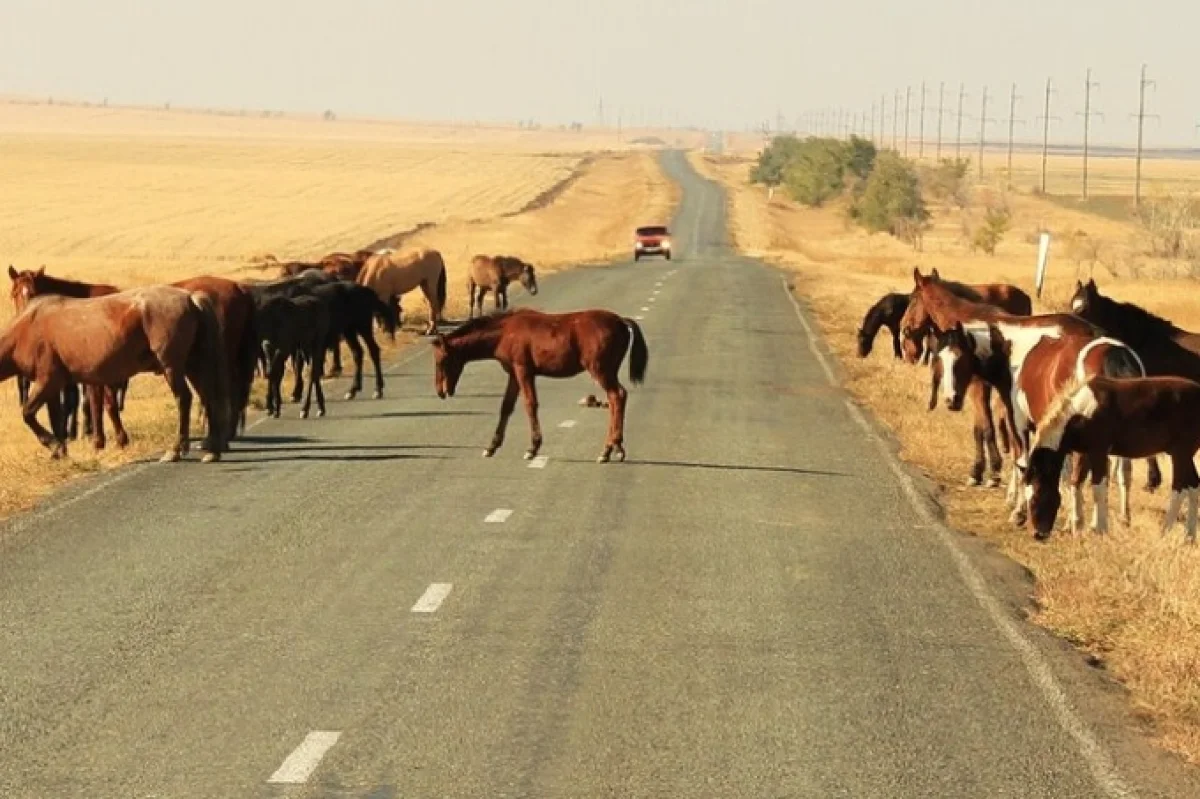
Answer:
[445, 310, 515, 340]
[1087, 287, 1184, 342]
[29, 270, 112, 295]
[1030, 374, 1088, 451]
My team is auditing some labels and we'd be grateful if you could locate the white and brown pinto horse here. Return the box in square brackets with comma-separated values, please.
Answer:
[1024, 375, 1200, 542]
[930, 320, 1155, 533]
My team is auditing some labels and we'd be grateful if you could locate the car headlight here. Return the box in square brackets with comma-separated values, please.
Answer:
[635, 241, 644, 248]
[661, 239, 671, 248]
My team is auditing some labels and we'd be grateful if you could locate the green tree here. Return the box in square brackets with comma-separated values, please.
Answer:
[853, 151, 929, 236]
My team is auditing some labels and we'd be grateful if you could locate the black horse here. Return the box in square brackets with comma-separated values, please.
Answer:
[256, 294, 332, 419]
[856, 292, 912, 360]
[306, 280, 398, 402]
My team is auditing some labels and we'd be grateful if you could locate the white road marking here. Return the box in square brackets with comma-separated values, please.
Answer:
[527, 455, 549, 469]
[648, 297, 657, 303]
[640, 306, 650, 312]
[558, 420, 577, 428]
[634, 315, 645, 321]
[411, 582, 453, 613]
[267, 731, 342, 784]
[484, 508, 513, 523]
[655, 282, 664, 287]
[780, 276, 1136, 799]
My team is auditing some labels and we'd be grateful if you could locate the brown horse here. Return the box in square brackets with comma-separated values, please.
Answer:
[929, 321, 1156, 530]
[1069, 278, 1200, 383]
[432, 308, 648, 463]
[0, 286, 230, 461]
[466, 255, 539, 317]
[319, 249, 377, 281]
[7, 266, 129, 443]
[898, 267, 1034, 364]
[1024, 374, 1200, 542]
[357, 248, 448, 335]
[172, 276, 259, 441]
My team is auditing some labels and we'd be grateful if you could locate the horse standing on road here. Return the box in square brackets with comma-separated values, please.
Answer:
[432, 308, 648, 463]
[467, 255, 539, 317]
[357, 248, 448, 335]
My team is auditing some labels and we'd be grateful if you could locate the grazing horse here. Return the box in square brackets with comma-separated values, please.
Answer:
[319, 250, 376, 281]
[904, 266, 1118, 488]
[432, 308, 648, 463]
[357, 248, 448, 335]
[1024, 375, 1200, 542]
[466, 255, 539, 317]
[7, 266, 129, 441]
[856, 292, 910, 359]
[930, 321, 1155, 531]
[256, 294, 331, 418]
[1069, 278, 1200, 384]
[172, 276, 259, 441]
[0, 287, 230, 461]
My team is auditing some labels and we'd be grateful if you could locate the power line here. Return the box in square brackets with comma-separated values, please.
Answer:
[1077, 68, 1103, 200]
[1003, 83, 1025, 189]
[893, 89, 900, 150]
[1130, 63, 1159, 210]
[1035, 78, 1061, 194]
[918, 81, 928, 158]
[903, 86, 912, 156]
[955, 83, 967, 161]
[936, 81, 945, 161]
[978, 85, 995, 180]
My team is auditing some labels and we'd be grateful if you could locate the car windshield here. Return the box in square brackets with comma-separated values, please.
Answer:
[637, 226, 668, 236]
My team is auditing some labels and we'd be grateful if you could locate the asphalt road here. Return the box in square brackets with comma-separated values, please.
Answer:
[1, 150, 1198, 798]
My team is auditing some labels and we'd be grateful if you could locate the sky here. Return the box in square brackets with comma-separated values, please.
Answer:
[2, 0, 1199, 146]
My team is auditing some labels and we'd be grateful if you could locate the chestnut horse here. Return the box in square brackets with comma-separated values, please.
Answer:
[467, 255, 539, 317]
[1069, 278, 1200, 384]
[897, 267, 1033, 364]
[929, 321, 1155, 531]
[7, 266, 128, 443]
[0, 287, 230, 461]
[1024, 374, 1200, 542]
[357, 248, 448, 335]
[432, 308, 648, 463]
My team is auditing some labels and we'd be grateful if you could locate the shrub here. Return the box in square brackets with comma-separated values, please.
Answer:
[919, 158, 971, 209]
[972, 202, 1012, 256]
[852, 151, 929, 236]
[750, 135, 876, 207]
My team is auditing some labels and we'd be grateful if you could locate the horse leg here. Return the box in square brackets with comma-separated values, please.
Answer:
[1086, 451, 1111, 535]
[1116, 456, 1133, 526]
[63, 381, 80, 440]
[301, 347, 318, 419]
[484, 372, 520, 458]
[161, 367, 192, 462]
[267, 353, 287, 417]
[362, 328, 385, 399]
[467, 281, 477, 319]
[593, 370, 628, 464]
[22, 379, 67, 458]
[498, 284, 508, 312]
[329, 340, 344, 377]
[1165, 453, 1199, 540]
[518, 371, 543, 460]
[1145, 455, 1162, 493]
[889, 324, 902, 359]
[290, 352, 305, 403]
[342, 333, 365, 401]
[313, 345, 327, 417]
[1066, 455, 1088, 535]
[104, 386, 129, 448]
[87, 385, 107, 450]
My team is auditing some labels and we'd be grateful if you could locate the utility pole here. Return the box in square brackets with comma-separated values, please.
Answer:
[978, 86, 994, 180]
[1131, 63, 1158, 210]
[881, 93, 888, 148]
[936, 81, 945, 161]
[893, 89, 900, 150]
[1077, 68, 1102, 199]
[918, 81, 928, 158]
[904, 86, 911, 156]
[955, 83, 966, 161]
[1035, 78, 1060, 194]
[1004, 83, 1024, 189]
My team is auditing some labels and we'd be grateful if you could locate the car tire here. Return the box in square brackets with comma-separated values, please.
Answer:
[665, 252, 672, 260]
[634, 252, 640, 261]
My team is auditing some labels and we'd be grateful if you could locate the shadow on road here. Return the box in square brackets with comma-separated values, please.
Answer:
[560, 458, 852, 477]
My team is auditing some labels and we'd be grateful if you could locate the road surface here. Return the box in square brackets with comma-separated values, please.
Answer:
[1, 150, 1197, 798]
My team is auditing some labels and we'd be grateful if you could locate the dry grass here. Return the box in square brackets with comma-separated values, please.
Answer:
[0, 103, 679, 517]
[692, 149, 1200, 765]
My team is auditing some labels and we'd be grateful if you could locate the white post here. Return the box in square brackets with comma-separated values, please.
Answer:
[1035, 232, 1052, 299]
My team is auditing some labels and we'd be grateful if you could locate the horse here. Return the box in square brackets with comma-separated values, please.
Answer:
[903, 266, 1120, 489]
[1069, 278, 1200, 384]
[432, 308, 648, 463]
[256, 294, 331, 418]
[1024, 374, 1200, 542]
[7, 265, 130, 441]
[856, 292, 910, 359]
[305, 280, 397, 402]
[172, 276, 258, 442]
[466, 255, 539, 317]
[319, 250, 376, 281]
[357, 248, 448, 335]
[929, 320, 1156, 531]
[243, 269, 345, 378]
[0, 286, 230, 462]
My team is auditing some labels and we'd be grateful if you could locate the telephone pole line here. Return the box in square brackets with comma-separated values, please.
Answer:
[936, 81, 945, 161]
[1003, 83, 1025, 189]
[918, 81, 928, 158]
[903, 86, 912, 156]
[1036, 78, 1060, 194]
[1077, 68, 1103, 199]
[1131, 63, 1158, 210]
[892, 89, 900, 150]
[978, 86, 995, 180]
[955, 83, 967, 161]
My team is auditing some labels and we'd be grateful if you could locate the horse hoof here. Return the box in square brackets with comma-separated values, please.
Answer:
[344, 392, 356, 401]
[616, 449, 627, 463]
[986, 476, 1002, 488]
[966, 477, 982, 487]
[93, 439, 106, 451]
[523, 450, 536, 460]
[201, 452, 218, 464]
[317, 408, 326, 418]
[372, 391, 382, 400]
[160, 451, 181, 463]
[482, 449, 495, 458]
[597, 453, 611, 463]
[300, 410, 310, 419]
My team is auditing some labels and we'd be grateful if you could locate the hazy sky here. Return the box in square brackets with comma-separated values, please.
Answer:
[3, 0, 1199, 145]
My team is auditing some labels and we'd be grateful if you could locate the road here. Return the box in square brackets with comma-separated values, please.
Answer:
[1, 150, 1198, 798]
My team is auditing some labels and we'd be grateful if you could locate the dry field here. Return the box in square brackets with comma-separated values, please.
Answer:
[690, 149, 1200, 765]
[0, 101, 680, 516]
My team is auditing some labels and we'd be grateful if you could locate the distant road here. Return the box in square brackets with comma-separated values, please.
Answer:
[1, 150, 1198, 798]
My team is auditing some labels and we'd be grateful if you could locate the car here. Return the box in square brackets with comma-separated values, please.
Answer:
[634, 225, 671, 261]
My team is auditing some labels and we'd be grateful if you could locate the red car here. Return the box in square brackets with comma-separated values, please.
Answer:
[634, 225, 671, 261]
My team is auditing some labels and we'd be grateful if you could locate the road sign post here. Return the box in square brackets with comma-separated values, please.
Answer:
[1035, 232, 1051, 299]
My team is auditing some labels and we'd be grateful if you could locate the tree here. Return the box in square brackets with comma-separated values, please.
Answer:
[852, 151, 929, 237]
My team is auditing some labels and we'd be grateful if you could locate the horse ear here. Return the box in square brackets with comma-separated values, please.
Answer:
[931, 267, 941, 280]
[6, 266, 16, 282]
[913, 267, 925, 286]
[35, 266, 45, 278]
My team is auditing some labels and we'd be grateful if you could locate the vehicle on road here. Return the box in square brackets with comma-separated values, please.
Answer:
[634, 225, 671, 261]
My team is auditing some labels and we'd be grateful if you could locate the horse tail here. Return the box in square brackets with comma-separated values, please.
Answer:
[436, 256, 447, 307]
[1012, 288, 1033, 316]
[1098, 339, 1146, 380]
[187, 291, 232, 453]
[371, 291, 398, 339]
[234, 298, 260, 434]
[623, 317, 649, 385]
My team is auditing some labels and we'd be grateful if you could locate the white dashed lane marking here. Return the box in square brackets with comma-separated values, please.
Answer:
[634, 315, 645, 321]
[527, 456, 549, 469]
[640, 306, 650, 312]
[649, 297, 657, 303]
[484, 508, 513, 523]
[267, 731, 341, 784]
[558, 420, 577, 428]
[411, 583, 453, 613]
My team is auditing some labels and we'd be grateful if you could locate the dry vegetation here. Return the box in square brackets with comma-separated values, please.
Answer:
[0, 101, 680, 516]
[691, 148, 1200, 765]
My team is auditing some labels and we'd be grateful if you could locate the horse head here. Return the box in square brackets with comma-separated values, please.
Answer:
[519, 263, 538, 296]
[855, 325, 871, 357]
[431, 334, 463, 399]
[8, 265, 45, 312]
[898, 291, 931, 364]
[929, 321, 978, 412]
[1070, 278, 1099, 316]
[1023, 445, 1069, 540]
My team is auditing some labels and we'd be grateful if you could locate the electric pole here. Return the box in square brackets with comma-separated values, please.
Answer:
[955, 83, 966, 161]
[1003, 83, 1024, 189]
[936, 81, 945, 161]
[893, 89, 900, 150]
[918, 81, 928, 158]
[1077, 68, 1103, 199]
[1131, 63, 1158, 210]
[904, 86, 911, 156]
[881, 93, 888, 148]
[978, 86, 994, 180]
[1036, 78, 1060, 195]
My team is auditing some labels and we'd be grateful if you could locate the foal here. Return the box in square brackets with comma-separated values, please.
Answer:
[856, 292, 910, 360]
[432, 308, 648, 462]
[1024, 375, 1200, 542]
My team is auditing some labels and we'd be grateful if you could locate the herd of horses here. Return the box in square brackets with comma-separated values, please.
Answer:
[0, 245, 551, 465]
[857, 267, 1200, 541]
